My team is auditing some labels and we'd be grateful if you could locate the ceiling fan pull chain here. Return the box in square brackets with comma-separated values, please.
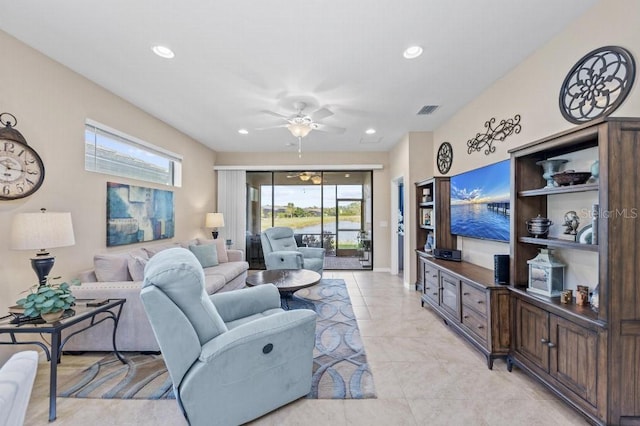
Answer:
[298, 136, 302, 158]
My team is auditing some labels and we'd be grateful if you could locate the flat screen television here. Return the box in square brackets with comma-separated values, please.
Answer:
[450, 159, 511, 242]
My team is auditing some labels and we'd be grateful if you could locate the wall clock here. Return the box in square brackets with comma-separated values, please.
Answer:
[437, 142, 453, 175]
[0, 113, 45, 200]
[559, 46, 635, 124]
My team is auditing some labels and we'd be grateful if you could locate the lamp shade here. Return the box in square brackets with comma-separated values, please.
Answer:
[205, 212, 225, 228]
[11, 211, 75, 251]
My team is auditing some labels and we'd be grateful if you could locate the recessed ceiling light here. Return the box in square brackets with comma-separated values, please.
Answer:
[152, 45, 175, 59]
[403, 45, 423, 59]
[238, 129, 249, 135]
[365, 128, 376, 135]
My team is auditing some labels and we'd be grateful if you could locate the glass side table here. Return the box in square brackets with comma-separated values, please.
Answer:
[0, 298, 126, 422]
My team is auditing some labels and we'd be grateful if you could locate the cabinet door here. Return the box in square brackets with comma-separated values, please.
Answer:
[514, 298, 549, 371]
[549, 315, 598, 407]
[439, 272, 460, 320]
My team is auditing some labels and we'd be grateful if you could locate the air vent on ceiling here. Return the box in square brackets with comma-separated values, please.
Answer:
[359, 136, 383, 145]
[417, 105, 439, 115]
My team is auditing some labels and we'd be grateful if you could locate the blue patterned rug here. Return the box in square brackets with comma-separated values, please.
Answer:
[58, 279, 376, 400]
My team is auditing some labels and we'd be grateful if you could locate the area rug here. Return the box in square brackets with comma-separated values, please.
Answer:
[58, 278, 376, 400]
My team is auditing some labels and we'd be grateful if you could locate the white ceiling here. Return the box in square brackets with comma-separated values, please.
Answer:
[0, 0, 597, 154]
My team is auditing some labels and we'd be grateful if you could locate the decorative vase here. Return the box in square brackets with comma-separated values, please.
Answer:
[41, 311, 64, 323]
[590, 160, 599, 180]
[590, 284, 599, 312]
[536, 159, 568, 188]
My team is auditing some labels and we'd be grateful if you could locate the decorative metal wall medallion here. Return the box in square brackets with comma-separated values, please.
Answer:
[559, 46, 635, 124]
[466, 114, 521, 155]
[437, 142, 453, 174]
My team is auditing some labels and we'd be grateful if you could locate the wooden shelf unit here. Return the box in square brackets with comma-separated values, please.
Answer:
[414, 177, 456, 290]
[508, 117, 640, 425]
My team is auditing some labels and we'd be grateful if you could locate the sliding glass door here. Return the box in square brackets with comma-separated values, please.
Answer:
[246, 170, 372, 270]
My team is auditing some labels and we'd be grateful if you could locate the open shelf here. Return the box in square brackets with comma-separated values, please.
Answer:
[510, 287, 602, 325]
[519, 236, 598, 252]
[519, 182, 598, 197]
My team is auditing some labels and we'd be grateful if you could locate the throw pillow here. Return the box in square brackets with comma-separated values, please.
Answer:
[94, 254, 132, 282]
[127, 255, 148, 281]
[196, 238, 229, 263]
[143, 242, 181, 258]
[189, 244, 219, 268]
[180, 239, 199, 249]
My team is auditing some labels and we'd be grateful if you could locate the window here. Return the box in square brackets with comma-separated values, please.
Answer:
[84, 120, 182, 187]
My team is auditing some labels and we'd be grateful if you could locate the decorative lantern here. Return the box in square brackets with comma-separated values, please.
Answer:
[527, 248, 565, 297]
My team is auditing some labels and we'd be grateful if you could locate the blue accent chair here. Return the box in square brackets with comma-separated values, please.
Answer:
[260, 227, 325, 275]
[140, 248, 317, 426]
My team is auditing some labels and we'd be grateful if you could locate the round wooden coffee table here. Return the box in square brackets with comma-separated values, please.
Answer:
[246, 269, 321, 309]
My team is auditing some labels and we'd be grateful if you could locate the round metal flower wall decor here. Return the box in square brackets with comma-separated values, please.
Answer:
[559, 46, 635, 124]
[437, 142, 453, 174]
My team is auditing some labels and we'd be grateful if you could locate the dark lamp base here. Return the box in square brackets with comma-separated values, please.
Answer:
[31, 255, 55, 287]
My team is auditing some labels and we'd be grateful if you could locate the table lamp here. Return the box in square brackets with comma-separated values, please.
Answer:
[205, 212, 224, 239]
[10, 208, 75, 287]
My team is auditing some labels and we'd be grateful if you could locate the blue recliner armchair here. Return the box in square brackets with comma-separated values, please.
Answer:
[260, 227, 325, 275]
[140, 248, 317, 426]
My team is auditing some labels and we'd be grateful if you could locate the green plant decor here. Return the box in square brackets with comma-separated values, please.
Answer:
[17, 278, 80, 318]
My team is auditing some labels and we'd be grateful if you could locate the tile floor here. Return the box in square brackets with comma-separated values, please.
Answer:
[23, 271, 589, 425]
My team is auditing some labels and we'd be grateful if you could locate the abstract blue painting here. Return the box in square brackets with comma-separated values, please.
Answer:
[106, 182, 175, 246]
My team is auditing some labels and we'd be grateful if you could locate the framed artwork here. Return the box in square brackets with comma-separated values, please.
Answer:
[106, 182, 175, 247]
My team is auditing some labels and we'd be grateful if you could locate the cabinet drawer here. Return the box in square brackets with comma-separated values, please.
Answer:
[461, 304, 488, 344]
[424, 264, 439, 284]
[461, 282, 488, 317]
[423, 279, 439, 305]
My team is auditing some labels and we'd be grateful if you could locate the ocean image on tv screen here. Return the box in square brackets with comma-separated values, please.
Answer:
[450, 159, 511, 242]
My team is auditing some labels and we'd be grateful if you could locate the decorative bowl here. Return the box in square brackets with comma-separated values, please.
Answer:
[551, 171, 592, 186]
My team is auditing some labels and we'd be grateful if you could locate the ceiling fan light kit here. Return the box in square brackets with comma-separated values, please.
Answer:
[287, 122, 312, 138]
[287, 171, 322, 184]
[260, 100, 346, 157]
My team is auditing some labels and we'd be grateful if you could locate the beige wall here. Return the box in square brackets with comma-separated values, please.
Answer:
[389, 132, 434, 285]
[0, 32, 217, 322]
[215, 151, 392, 271]
[432, 0, 640, 269]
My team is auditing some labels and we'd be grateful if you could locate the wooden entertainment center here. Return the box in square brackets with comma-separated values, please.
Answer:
[415, 118, 640, 425]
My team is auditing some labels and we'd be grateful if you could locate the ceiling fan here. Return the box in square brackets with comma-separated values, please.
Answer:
[286, 171, 322, 184]
[259, 101, 346, 156]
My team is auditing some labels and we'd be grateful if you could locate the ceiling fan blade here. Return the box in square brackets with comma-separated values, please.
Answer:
[314, 123, 346, 134]
[260, 110, 290, 120]
[310, 107, 333, 121]
[255, 124, 289, 130]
